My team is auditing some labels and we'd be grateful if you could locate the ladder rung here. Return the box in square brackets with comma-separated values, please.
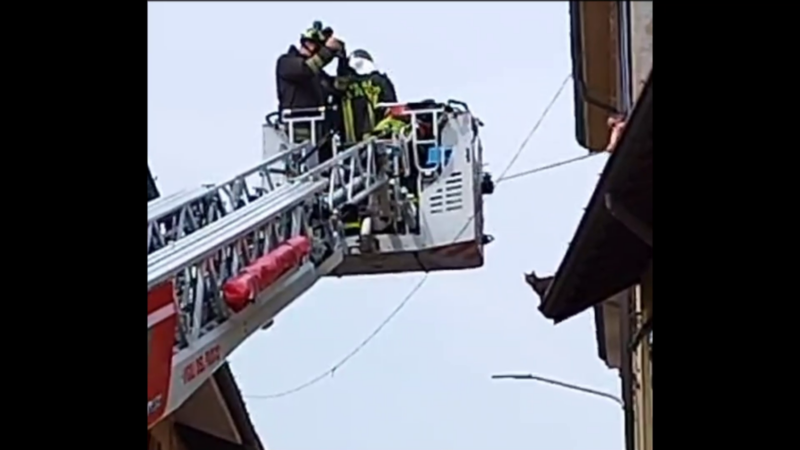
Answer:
[147, 180, 326, 289]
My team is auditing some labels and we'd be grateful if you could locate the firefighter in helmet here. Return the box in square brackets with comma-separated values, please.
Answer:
[332, 49, 398, 145]
[275, 21, 344, 163]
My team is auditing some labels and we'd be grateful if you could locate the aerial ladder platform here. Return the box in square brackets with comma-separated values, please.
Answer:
[147, 100, 494, 429]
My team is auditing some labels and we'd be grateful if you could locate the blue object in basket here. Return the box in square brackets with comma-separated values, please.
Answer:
[424, 146, 453, 169]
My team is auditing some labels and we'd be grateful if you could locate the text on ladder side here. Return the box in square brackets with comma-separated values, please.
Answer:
[182, 345, 222, 384]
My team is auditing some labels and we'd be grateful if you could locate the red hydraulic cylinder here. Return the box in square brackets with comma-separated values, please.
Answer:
[222, 236, 311, 313]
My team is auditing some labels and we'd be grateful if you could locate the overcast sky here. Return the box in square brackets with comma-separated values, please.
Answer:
[148, 2, 621, 450]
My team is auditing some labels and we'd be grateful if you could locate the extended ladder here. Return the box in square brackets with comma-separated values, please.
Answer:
[148, 98, 492, 429]
[148, 136, 400, 428]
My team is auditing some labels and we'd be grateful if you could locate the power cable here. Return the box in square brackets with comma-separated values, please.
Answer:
[246, 73, 599, 400]
[247, 274, 428, 399]
[499, 153, 601, 183]
[496, 74, 572, 182]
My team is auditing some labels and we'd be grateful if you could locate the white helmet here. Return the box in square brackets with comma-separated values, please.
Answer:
[349, 49, 378, 76]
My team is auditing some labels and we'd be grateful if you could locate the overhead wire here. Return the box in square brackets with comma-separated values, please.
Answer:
[246, 73, 603, 400]
[495, 74, 573, 182]
[499, 153, 600, 183]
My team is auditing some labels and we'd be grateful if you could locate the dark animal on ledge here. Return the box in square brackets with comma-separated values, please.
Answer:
[524, 271, 554, 299]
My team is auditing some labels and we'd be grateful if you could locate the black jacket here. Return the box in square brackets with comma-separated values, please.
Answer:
[369, 72, 397, 104]
[368, 71, 397, 118]
[275, 45, 337, 110]
[335, 68, 399, 143]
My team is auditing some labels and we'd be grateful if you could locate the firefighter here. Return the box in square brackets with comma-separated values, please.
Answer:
[348, 49, 397, 117]
[333, 51, 399, 234]
[275, 22, 344, 163]
[334, 49, 398, 145]
[275, 22, 343, 110]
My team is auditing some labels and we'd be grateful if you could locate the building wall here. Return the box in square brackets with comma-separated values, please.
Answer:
[175, 375, 243, 444]
[579, 5, 652, 450]
[149, 416, 186, 450]
[574, 1, 621, 151]
[632, 261, 653, 450]
[614, 7, 652, 447]
[629, 2, 653, 99]
[148, 371, 254, 450]
[629, 4, 652, 441]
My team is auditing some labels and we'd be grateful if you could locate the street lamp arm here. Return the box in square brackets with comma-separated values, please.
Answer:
[491, 373, 623, 406]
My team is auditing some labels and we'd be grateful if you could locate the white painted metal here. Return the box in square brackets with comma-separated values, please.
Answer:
[147, 136, 388, 421]
[148, 137, 389, 347]
[165, 253, 343, 415]
[147, 141, 314, 254]
[262, 100, 488, 261]
[417, 110, 483, 246]
[149, 98, 491, 423]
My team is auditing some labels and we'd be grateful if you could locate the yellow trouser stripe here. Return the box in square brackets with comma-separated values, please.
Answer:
[365, 105, 375, 140]
[343, 99, 356, 143]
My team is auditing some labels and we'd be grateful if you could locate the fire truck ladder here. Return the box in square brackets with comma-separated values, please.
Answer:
[147, 141, 316, 254]
[147, 135, 400, 420]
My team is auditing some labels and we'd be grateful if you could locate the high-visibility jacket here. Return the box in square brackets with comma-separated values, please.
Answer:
[372, 116, 410, 137]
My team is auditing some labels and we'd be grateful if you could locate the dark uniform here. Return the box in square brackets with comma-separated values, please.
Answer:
[335, 49, 398, 145]
[275, 44, 336, 111]
[366, 71, 397, 118]
[349, 49, 396, 101]
[275, 26, 340, 163]
[335, 50, 401, 234]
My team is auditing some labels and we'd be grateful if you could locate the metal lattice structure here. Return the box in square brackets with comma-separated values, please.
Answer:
[148, 100, 492, 429]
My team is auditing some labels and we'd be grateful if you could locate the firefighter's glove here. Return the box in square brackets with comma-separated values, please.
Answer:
[325, 36, 343, 52]
[333, 76, 351, 91]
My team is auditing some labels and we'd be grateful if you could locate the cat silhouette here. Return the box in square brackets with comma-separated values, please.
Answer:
[523, 271, 554, 298]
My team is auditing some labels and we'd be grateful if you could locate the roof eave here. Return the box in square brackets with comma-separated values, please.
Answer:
[569, 1, 621, 151]
[569, 1, 588, 147]
[539, 70, 653, 323]
[214, 364, 264, 450]
[593, 304, 608, 361]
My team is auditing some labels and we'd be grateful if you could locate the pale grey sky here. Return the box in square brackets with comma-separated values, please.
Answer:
[148, 2, 621, 450]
